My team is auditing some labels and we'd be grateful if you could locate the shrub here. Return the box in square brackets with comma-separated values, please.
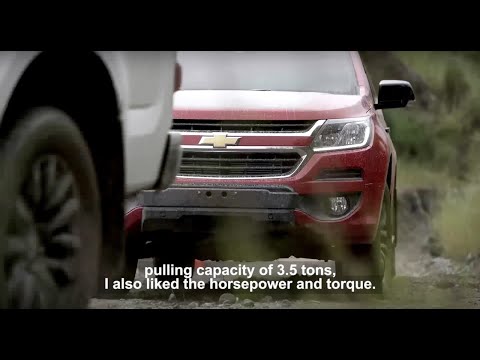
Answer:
[433, 183, 480, 259]
[442, 60, 470, 112]
[387, 109, 435, 163]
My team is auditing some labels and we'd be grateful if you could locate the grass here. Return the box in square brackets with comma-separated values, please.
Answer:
[396, 142, 480, 260]
[433, 182, 480, 259]
[396, 158, 459, 191]
[369, 52, 480, 258]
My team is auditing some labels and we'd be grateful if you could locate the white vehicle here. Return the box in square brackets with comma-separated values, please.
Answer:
[0, 51, 182, 308]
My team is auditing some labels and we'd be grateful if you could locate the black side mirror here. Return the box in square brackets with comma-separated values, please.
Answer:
[374, 80, 415, 110]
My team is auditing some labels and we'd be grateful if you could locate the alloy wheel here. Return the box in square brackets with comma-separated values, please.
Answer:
[4, 154, 81, 308]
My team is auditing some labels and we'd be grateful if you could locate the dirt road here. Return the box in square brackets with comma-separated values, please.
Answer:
[90, 189, 480, 309]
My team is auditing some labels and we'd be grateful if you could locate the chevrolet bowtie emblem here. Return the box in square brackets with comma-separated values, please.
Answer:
[199, 133, 241, 148]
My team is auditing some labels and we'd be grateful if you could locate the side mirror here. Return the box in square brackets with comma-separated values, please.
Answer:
[374, 80, 415, 110]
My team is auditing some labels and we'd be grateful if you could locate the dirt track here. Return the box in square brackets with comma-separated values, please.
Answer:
[90, 189, 480, 309]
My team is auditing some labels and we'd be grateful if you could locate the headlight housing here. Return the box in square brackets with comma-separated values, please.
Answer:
[311, 117, 372, 152]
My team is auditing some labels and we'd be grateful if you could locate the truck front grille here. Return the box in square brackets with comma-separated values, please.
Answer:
[178, 151, 303, 178]
[172, 119, 316, 133]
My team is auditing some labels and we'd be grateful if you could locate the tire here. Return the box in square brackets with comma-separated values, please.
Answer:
[97, 208, 142, 297]
[343, 185, 396, 295]
[0, 107, 102, 309]
[98, 229, 140, 297]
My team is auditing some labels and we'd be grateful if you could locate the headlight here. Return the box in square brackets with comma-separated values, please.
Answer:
[311, 117, 372, 152]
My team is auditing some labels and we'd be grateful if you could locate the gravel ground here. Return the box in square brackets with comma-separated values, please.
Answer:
[89, 252, 480, 309]
[90, 189, 480, 309]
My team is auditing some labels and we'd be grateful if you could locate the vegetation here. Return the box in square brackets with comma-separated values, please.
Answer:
[362, 51, 480, 257]
[363, 51, 480, 183]
[433, 183, 480, 259]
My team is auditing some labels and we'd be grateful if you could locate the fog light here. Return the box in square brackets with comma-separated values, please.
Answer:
[328, 196, 349, 216]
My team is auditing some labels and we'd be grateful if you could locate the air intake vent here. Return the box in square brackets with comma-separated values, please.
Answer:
[317, 169, 363, 181]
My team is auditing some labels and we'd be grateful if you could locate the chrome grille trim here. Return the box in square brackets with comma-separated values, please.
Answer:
[172, 119, 317, 133]
[176, 146, 309, 180]
[172, 120, 326, 137]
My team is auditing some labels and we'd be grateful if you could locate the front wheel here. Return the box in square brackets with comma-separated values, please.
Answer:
[96, 207, 142, 297]
[0, 107, 102, 308]
[343, 186, 396, 295]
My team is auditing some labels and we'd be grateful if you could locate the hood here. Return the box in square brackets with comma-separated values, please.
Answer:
[173, 90, 371, 121]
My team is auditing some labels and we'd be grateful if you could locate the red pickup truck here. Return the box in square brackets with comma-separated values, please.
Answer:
[125, 51, 415, 292]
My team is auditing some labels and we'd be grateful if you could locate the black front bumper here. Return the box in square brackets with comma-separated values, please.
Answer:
[138, 186, 299, 231]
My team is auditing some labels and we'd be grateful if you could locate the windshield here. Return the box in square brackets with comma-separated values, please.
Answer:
[177, 51, 359, 95]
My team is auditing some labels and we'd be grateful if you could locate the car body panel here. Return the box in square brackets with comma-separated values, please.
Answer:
[94, 51, 178, 193]
[174, 90, 369, 120]
[0, 51, 177, 194]
[131, 51, 397, 246]
[172, 122, 390, 243]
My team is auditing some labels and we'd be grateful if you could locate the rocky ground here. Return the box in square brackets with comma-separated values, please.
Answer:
[90, 189, 480, 309]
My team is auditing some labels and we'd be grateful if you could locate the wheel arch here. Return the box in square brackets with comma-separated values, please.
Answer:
[386, 155, 395, 197]
[0, 51, 127, 281]
[385, 153, 398, 246]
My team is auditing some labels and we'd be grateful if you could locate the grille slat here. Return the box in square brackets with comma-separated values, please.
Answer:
[181, 165, 295, 170]
[173, 120, 316, 133]
[181, 157, 298, 163]
[179, 151, 302, 177]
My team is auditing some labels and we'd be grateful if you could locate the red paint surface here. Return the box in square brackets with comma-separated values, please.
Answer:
[175, 124, 390, 192]
[174, 91, 368, 121]
[136, 52, 395, 245]
[125, 207, 143, 235]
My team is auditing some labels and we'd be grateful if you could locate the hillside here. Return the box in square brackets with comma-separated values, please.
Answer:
[362, 51, 480, 187]
[361, 51, 480, 259]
